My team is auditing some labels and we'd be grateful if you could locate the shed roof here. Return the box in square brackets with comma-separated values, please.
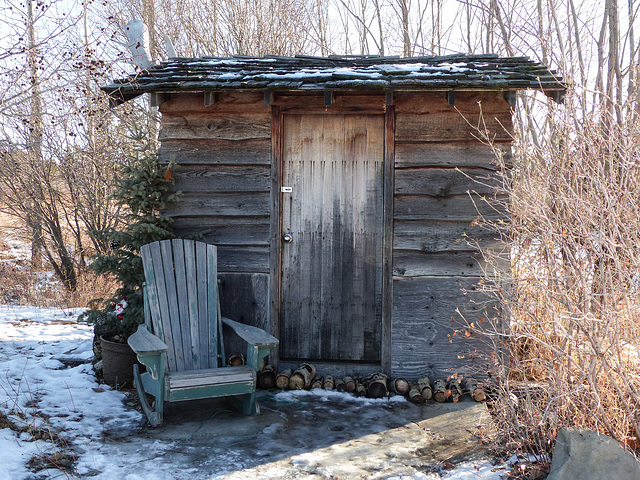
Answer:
[103, 53, 566, 104]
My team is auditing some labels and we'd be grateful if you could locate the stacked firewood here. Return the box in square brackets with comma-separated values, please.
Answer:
[253, 359, 492, 403]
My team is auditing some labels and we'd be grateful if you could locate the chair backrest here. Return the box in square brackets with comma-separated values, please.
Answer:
[140, 239, 225, 372]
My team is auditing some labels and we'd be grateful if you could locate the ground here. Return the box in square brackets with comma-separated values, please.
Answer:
[0, 305, 526, 479]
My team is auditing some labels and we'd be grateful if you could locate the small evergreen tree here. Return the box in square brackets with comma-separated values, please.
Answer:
[82, 141, 180, 340]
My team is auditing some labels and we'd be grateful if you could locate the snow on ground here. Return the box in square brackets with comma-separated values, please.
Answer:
[0, 306, 516, 479]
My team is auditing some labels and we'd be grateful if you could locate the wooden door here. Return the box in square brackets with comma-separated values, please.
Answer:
[280, 113, 385, 362]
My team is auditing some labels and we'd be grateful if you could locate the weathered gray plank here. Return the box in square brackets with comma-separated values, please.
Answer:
[394, 167, 502, 196]
[160, 240, 186, 370]
[159, 91, 266, 114]
[160, 139, 272, 166]
[222, 317, 278, 346]
[393, 220, 499, 252]
[219, 273, 270, 358]
[170, 217, 270, 246]
[128, 325, 168, 354]
[394, 141, 511, 169]
[182, 239, 202, 369]
[391, 276, 499, 378]
[394, 193, 508, 221]
[395, 112, 513, 142]
[167, 365, 255, 389]
[206, 243, 219, 368]
[195, 242, 210, 368]
[392, 250, 507, 276]
[217, 246, 270, 273]
[170, 239, 193, 370]
[173, 165, 270, 192]
[159, 113, 271, 141]
[169, 192, 270, 217]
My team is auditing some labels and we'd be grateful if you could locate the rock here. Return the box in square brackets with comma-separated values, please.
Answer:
[547, 427, 640, 480]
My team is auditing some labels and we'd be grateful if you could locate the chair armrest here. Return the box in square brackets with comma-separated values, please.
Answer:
[128, 325, 168, 354]
[221, 317, 279, 347]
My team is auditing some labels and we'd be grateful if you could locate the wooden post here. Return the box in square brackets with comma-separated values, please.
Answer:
[366, 373, 389, 398]
[449, 378, 463, 403]
[392, 377, 410, 395]
[258, 365, 276, 389]
[323, 375, 335, 389]
[409, 384, 425, 404]
[433, 379, 451, 403]
[418, 376, 432, 401]
[289, 363, 317, 390]
[464, 378, 487, 402]
[343, 376, 356, 393]
[276, 369, 292, 389]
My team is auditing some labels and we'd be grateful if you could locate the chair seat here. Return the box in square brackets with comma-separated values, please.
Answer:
[166, 366, 256, 390]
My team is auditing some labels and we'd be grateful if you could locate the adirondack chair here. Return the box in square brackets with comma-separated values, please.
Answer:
[127, 239, 279, 426]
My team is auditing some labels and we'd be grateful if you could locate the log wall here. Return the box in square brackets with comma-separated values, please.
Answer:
[158, 90, 510, 378]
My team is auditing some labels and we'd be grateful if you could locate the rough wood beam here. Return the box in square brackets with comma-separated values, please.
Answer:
[264, 90, 274, 106]
[503, 90, 517, 106]
[150, 92, 169, 107]
[446, 91, 455, 106]
[204, 91, 218, 107]
[324, 90, 334, 106]
[386, 90, 393, 106]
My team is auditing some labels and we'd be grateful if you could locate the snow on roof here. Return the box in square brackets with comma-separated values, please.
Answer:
[103, 53, 566, 104]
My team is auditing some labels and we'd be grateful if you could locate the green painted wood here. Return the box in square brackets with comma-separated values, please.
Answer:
[137, 239, 279, 425]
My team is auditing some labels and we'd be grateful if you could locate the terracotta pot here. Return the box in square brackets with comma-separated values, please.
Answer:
[100, 335, 138, 388]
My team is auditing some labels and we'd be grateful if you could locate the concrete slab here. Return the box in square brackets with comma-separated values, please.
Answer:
[133, 390, 492, 479]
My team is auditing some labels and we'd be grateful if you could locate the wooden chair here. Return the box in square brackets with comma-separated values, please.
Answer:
[128, 239, 278, 426]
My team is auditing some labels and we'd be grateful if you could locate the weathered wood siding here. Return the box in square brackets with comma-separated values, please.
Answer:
[391, 91, 509, 378]
[158, 92, 272, 356]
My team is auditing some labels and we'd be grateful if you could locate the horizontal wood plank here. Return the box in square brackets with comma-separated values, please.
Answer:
[394, 90, 512, 114]
[394, 167, 502, 196]
[167, 366, 255, 389]
[169, 192, 270, 217]
[160, 139, 272, 166]
[391, 276, 499, 378]
[274, 94, 386, 112]
[393, 220, 499, 252]
[394, 193, 508, 220]
[395, 112, 513, 142]
[173, 165, 270, 192]
[159, 113, 271, 141]
[392, 250, 507, 276]
[171, 217, 270, 246]
[217, 246, 270, 273]
[159, 92, 267, 114]
[394, 141, 511, 169]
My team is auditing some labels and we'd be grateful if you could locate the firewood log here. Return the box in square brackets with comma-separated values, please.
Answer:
[276, 369, 292, 389]
[464, 378, 487, 402]
[323, 375, 335, 389]
[228, 353, 245, 366]
[418, 376, 433, 401]
[433, 378, 451, 403]
[311, 376, 323, 389]
[257, 365, 276, 389]
[335, 377, 346, 391]
[289, 363, 316, 390]
[409, 384, 425, 404]
[392, 377, 411, 395]
[343, 376, 356, 393]
[366, 373, 389, 398]
[448, 378, 463, 402]
[355, 381, 367, 397]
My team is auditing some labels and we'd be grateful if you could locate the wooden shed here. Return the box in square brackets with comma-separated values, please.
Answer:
[104, 54, 564, 379]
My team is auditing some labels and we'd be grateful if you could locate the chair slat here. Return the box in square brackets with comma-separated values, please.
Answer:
[207, 244, 221, 368]
[196, 241, 211, 368]
[171, 239, 194, 370]
[183, 239, 201, 369]
[160, 239, 185, 370]
[148, 241, 178, 372]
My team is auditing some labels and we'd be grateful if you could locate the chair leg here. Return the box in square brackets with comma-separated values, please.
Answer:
[134, 364, 162, 426]
[241, 393, 259, 415]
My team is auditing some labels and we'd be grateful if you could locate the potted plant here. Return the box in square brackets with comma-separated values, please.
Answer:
[81, 139, 180, 387]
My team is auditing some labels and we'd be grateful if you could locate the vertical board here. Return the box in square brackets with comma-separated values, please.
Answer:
[280, 114, 385, 362]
